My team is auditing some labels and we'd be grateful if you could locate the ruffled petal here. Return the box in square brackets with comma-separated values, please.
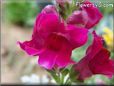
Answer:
[85, 31, 103, 60]
[89, 48, 114, 78]
[18, 41, 39, 56]
[75, 31, 113, 80]
[18, 34, 44, 56]
[66, 25, 88, 49]
[82, 1, 103, 29]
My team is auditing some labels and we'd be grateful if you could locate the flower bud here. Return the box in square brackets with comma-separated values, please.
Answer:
[41, 5, 57, 14]
[67, 10, 88, 27]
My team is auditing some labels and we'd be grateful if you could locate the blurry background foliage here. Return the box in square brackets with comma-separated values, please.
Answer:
[3, 0, 53, 27]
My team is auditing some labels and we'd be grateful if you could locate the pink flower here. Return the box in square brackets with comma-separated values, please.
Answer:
[74, 31, 114, 80]
[18, 9, 88, 69]
[67, 1, 103, 29]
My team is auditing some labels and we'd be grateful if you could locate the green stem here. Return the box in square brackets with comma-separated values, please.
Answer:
[47, 68, 72, 85]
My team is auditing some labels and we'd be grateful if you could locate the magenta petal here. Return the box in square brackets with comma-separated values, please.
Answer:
[38, 49, 57, 69]
[82, 1, 103, 29]
[39, 14, 59, 31]
[33, 13, 65, 40]
[89, 48, 114, 78]
[18, 33, 44, 56]
[32, 13, 43, 35]
[18, 41, 40, 56]
[78, 65, 93, 80]
[75, 55, 93, 80]
[75, 31, 113, 80]
[67, 10, 88, 27]
[66, 25, 88, 49]
[56, 53, 72, 68]
[43, 33, 74, 68]
[35, 13, 65, 39]
[67, 1, 102, 29]
[56, 45, 73, 68]
[85, 31, 103, 60]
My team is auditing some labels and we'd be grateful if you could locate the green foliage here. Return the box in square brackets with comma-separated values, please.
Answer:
[4, 0, 39, 27]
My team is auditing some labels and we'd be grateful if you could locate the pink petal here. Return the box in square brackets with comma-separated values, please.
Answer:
[66, 25, 88, 49]
[82, 1, 103, 29]
[77, 65, 93, 80]
[38, 49, 57, 69]
[67, 10, 88, 27]
[85, 31, 103, 60]
[89, 48, 114, 78]
[18, 34, 44, 56]
[35, 13, 65, 39]
[55, 44, 73, 68]
[75, 31, 113, 80]
[18, 41, 39, 56]
[39, 14, 59, 32]
[38, 32, 75, 69]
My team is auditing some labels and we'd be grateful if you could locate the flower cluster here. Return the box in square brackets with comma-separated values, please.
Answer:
[18, 0, 114, 84]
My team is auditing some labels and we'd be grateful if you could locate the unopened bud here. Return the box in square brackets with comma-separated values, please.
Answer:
[67, 10, 88, 27]
[42, 5, 57, 14]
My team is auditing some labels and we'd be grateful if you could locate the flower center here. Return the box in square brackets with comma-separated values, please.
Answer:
[45, 33, 68, 51]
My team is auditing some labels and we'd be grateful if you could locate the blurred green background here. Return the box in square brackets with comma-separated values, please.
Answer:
[1, 0, 114, 85]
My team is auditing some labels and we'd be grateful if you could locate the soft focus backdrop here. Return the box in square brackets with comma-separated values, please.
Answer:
[1, 0, 114, 85]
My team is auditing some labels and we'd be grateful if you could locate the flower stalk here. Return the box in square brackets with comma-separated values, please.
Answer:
[47, 68, 71, 85]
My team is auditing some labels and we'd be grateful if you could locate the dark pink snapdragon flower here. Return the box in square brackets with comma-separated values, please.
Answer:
[74, 31, 114, 80]
[67, 1, 103, 29]
[18, 6, 88, 69]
